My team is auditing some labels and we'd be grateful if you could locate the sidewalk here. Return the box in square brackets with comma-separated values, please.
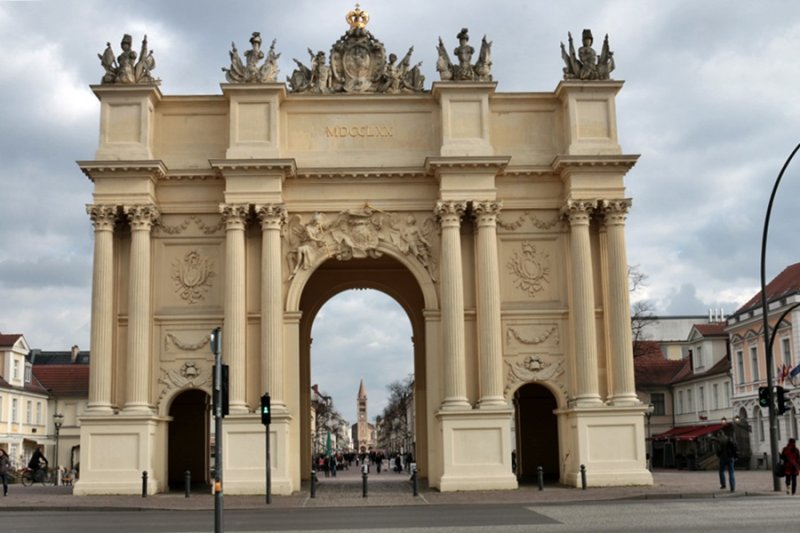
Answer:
[0, 468, 788, 512]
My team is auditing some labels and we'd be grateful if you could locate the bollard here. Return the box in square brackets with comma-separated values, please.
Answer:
[537, 466, 544, 491]
[141, 471, 148, 498]
[412, 467, 419, 497]
[580, 464, 587, 490]
[310, 470, 317, 499]
[361, 464, 368, 498]
[185, 470, 191, 498]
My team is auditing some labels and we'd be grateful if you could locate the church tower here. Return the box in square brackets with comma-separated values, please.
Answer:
[355, 379, 370, 452]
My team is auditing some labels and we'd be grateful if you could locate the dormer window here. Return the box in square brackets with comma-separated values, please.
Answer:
[12, 359, 20, 381]
[24, 362, 32, 384]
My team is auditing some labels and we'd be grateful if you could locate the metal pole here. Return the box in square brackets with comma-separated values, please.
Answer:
[580, 464, 587, 490]
[310, 470, 317, 498]
[412, 466, 418, 497]
[141, 471, 147, 497]
[54, 426, 60, 487]
[362, 464, 368, 498]
[212, 328, 224, 533]
[266, 425, 271, 505]
[760, 142, 800, 492]
[537, 466, 544, 491]
[185, 470, 191, 498]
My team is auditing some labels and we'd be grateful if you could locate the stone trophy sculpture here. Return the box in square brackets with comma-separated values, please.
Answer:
[436, 28, 493, 82]
[223, 32, 281, 83]
[98, 34, 159, 85]
[560, 29, 615, 81]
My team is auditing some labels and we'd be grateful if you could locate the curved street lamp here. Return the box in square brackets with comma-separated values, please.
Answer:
[760, 142, 800, 492]
[53, 412, 64, 486]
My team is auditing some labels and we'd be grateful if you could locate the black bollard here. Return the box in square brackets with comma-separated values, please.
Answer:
[141, 471, 148, 498]
[310, 470, 317, 499]
[580, 464, 587, 490]
[362, 464, 368, 498]
[185, 470, 191, 498]
[537, 466, 544, 491]
[412, 467, 419, 497]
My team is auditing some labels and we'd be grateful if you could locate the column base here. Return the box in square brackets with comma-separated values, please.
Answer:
[122, 403, 155, 415]
[477, 396, 509, 409]
[228, 403, 250, 415]
[432, 407, 517, 492]
[439, 397, 471, 411]
[608, 394, 640, 407]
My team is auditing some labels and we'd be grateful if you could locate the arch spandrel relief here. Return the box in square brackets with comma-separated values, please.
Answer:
[503, 354, 567, 400]
[283, 206, 438, 282]
[157, 360, 212, 415]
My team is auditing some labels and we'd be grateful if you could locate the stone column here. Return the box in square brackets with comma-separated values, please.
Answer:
[257, 204, 287, 410]
[86, 204, 117, 413]
[563, 200, 602, 406]
[123, 204, 159, 413]
[473, 201, 507, 408]
[602, 199, 638, 405]
[221, 203, 250, 413]
[435, 201, 470, 410]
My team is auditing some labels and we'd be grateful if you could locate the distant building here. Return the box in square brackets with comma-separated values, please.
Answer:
[727, 262, 800, 467]
[351, 379, 375, 452]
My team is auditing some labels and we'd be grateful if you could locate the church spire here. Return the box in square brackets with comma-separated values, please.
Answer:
[358, 378, 367, 399]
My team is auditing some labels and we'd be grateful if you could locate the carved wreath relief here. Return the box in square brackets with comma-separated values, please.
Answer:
[504, 355, 565, 396]
[171, 250, 215, 304]
[507, 242, 550, 297]
[158, 361, 211, 407]
[283, 207, 437, 281]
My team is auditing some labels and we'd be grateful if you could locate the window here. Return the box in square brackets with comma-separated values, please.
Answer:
[699, 386, 705, 411]
[0, 396, 3, 421]
[25, 400, 31, 424]
[10, 443, 18, 465]
[758, 410, 765, 442]
[713, 384, 719, 410]
[687, 389, 694, 412]
[737, 351, 745, 384]
[36, 402, 42, 425]
[724, 381, 731, 407]
[24, 363, 31, 383]
[750, 346, 760, 382]
[12, 360, 20, 380]
[783, 337, 793, 367]
[651, 393, 666, 416]
[696, 346, 704, 369]
[678, 391, 684, 414]
[12, 399, 18, 423]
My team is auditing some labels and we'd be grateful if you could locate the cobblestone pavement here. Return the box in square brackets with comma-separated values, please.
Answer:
[0, 467, 787, 512]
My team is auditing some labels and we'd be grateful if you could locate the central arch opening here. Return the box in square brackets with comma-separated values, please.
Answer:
[298, 254, 428, 481]
[167, 389, 210, 490]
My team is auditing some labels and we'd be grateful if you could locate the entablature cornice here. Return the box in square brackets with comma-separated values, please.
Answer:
[160, 170, 219, 181]
[431, 81, 498, 100]
[498, 165, 554, 177]
[77, 160, 167, 182]
[90, 84, 164, 102]
[551, 154, 639, 174]
[220, 82, 288, 101]
[554, 80, 625, 98]
[425, 156, 511, 176]
[209, 158, 297, 178]
[294, 167, 428, 180]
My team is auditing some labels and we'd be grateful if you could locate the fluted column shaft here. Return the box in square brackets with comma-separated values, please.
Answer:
[221, 204, 250, 413]
[257, 204, 287, 410]
[473, 201, 507, 408]
[87, 205, 117, 413]
[124, 205, 159, 413]
[602, 199, 638, 404]
[436, 201, 470, 410]
[564, 200, 602, 405]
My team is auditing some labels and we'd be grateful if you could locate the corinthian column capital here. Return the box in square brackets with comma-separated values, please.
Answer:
[600, 198, 633, 226]
[86, 204, 118, 230]
[561, 199, 597, 225]
[124, 204, 160, 230]
[435, 200, 467, 227]
[472, 200, 503, 227]
[255, 204, 287, 230]
[220, 203, 250, 230]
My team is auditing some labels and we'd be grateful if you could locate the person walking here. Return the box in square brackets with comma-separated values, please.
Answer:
[0, 449, 11, 496]
[780, 438, 800, 495]
[716, 429, 738, 492]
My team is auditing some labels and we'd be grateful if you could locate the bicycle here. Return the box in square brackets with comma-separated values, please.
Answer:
[20, 467, 53, 486]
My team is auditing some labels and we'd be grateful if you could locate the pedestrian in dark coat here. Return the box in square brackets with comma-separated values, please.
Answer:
[0, 449, 11, 496]
[781, 438, 800, 495]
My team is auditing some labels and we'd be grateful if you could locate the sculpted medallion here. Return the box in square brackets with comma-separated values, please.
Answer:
[507, 242, 550, 297]
[171, 250, 215, 304]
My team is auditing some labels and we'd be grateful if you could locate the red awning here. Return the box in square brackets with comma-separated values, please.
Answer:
[673, 423, 728, 441]
[650, 425, 699, 441]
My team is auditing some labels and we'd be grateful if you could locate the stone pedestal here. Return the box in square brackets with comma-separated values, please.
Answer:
[92, 85, 162, 160]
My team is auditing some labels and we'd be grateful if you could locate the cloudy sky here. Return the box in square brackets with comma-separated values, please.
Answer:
[1, 0, 799, 423]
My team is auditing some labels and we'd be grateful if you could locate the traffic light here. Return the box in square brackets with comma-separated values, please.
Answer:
[210, 327, 222, 356]
[777, 386, 791, 415]
[260, 393, 271, 425]
[213, 364, 229, 417]
[758, 386, 771, 408]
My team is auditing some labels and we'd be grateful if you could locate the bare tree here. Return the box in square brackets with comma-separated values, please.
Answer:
[311, 386, 349, 454]
[629, 265, 657, 357]
[377, 375, 414, 453]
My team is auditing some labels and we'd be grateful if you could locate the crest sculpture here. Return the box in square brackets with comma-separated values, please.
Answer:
[223, 32, 281, 83]
[560, 29, 615, 81]
[287, 4, 425, 93]
[98, 34, 159, 85]
[436, 28, 493, 82]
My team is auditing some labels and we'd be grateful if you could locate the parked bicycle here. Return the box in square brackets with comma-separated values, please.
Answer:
[20, 467, 54, 486]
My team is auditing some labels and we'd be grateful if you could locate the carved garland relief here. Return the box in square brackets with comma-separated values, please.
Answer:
[171, 250, 215, 304]
[507, 241, 550, 297]
[157, 215, 224, 236]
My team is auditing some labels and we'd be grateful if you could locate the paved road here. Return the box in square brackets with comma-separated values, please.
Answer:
[2, 496, 798, 532]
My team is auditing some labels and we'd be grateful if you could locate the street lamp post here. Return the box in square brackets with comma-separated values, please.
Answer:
[760, 142, 800, 492]
[645, 403, 655, 471]
[53, 412, 64, 486]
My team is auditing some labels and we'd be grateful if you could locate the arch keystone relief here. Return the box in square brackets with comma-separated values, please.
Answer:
[78, 8, 649, 497]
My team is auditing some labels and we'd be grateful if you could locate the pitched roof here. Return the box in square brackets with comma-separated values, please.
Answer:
[635, 351, 689, 387]
[737, 262, 800, 314]
[32, 365, 89, 396]
[671, 353, 731, 385]
[0, 333, 24, 347]
[692, 323, 727, 337]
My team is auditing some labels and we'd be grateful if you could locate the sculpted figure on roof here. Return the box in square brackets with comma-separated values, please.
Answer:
[561, 29, 615, 81]
[223, 32, 280, 83]
[98, 34, 159, 85]
[436, 28, 493, 82]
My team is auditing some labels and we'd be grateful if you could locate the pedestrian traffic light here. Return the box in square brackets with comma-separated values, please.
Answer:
[261, 393, 271, 425]
[210, 327, 222, 356]
[777, 386, 791, 415]
[213, 364, 229, 417]
[758, 386, 771, 408]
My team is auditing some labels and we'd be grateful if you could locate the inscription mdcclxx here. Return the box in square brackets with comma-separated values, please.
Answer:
[325, 126, 394, 138]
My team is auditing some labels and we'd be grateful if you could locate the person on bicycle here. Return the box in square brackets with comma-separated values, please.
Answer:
[28, 446, 48, 481]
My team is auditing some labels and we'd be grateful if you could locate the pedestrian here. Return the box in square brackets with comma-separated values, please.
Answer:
[716, 428, 738, 492]
[0, 449, 11, 496]
[780, 438, 800, 495]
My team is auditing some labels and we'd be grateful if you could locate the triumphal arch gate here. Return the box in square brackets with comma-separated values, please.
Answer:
[76, 9, 652, 494]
